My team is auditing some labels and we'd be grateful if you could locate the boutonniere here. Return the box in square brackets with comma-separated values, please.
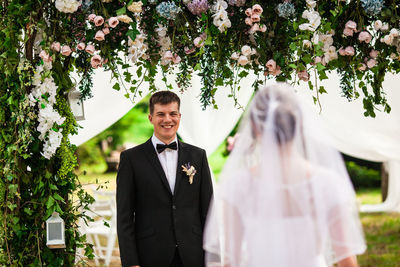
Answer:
[182, 162, 197, 184]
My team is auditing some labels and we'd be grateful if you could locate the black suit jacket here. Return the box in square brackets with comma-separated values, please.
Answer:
[117, 138, 213, 267]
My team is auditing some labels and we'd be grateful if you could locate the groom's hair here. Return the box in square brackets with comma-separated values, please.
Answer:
[149, 91, 181, 114]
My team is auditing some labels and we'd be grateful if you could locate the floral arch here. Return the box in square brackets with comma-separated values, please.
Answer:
[1, 0, 399, 265]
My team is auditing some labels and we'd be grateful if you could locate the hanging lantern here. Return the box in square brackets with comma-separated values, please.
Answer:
[46, 212, 66, 249]
[68, 88, 85, 121]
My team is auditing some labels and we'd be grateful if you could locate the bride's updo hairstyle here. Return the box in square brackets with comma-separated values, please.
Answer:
[250, 84, 299, 145]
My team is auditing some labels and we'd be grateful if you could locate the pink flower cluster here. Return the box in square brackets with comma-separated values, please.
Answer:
[358, 31, 372, 44]
[184, 33, 206, 55]
[358, 50, 378, 71]
[245, 4, 266, 34]
[297, 69, 309, 82]
[264, 59, 281, 76]
[88, 14, 119, 42]
[162, 51, 181, 65]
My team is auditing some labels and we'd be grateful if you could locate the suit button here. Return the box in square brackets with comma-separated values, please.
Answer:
[172, 205, 176, 210]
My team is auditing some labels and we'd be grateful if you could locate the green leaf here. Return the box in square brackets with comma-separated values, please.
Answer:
[316, 63, 326, 71]
[289, 64, 297, 69]
[136, 66, 143, 77]
[113, 83, 121, 91]
[46, 196, 55, 210]
[24, 207, 33, 216]
[53, 193, 66, 203]
[116, 6, 126, 16]
[289, 43, 297, 51]
[318, 86, 327, 94]
[238, 70, 248, 78]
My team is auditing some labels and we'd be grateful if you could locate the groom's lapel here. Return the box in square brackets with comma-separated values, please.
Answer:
[173, 140, 187, 195]
[143, 138, 172, 195]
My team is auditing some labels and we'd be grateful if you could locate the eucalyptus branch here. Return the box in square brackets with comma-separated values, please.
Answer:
[314, 67, 322, 113]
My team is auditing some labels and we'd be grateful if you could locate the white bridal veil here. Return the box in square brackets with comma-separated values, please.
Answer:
[203, 83, 366, 267]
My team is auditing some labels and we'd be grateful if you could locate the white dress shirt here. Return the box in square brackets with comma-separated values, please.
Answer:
[151, 134, 178, 193]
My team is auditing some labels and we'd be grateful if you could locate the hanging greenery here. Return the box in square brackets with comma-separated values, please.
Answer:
[1, 0, 399, 265]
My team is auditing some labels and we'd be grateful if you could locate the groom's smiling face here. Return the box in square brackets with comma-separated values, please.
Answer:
[149, 102, 181, 144]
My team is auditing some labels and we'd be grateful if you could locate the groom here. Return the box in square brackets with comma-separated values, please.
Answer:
[117, 91, 213, 267]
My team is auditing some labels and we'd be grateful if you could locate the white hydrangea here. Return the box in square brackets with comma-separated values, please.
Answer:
[128, 33, 148, 63]
[55, 0, 81, 13]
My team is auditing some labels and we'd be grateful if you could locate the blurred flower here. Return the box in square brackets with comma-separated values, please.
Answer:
[95, 30, 105, 41]
[55, 0, 81, 13]
[51, 42, 61, 52]
[299, 10, 321, 32]
[297, 69, 309, 81]
[88, 14, 96, 22]
[358, 31, 372, 43]
[369, 49, 379, 59]
[374, 20, 382, 31]
[77, 42, 86, 50]
[277, 2, 296, 19]
[367, 58, 377, 68]
[187, 0, 209, 16]
[128, 1, 143, 13]
[361, 0, 384, 16]
[39, 50, 52, 63]
[156, 1, 181, 19]
[108, 17, 119, 28]
[241, 45, 252, 56]
[61, 45, 72, 56]
[94, 15, 104, 26]
[85, 44, 95, 54]
[91, 55, 102, 68]
[194, 36, 204, 48]
[252, 4, 263, 16]
[238, 55, 249, 65]
[103, 27, 110, 35]
[117, 15, 133, 24]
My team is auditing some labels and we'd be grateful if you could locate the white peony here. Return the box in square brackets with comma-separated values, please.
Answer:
[241, 45, 252, 56]
[238, 55, 249, 66]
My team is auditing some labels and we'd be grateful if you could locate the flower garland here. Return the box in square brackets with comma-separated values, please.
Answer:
[28, 60, 65, 159]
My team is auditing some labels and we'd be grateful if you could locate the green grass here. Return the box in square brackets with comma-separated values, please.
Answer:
[357, 188, 383, 205]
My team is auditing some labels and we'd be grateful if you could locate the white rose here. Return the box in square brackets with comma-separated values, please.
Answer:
[303, 40, 312, 48]
[241, 45, 252, 56]
[381, 23, 389, 31]
[306, 0, 317, 9]
[231, 52, 240, 60]
[383, 34, 393, 45]
[390, 28, 399, 37]
[374, 20, 383, 31]
[238, 55, 249, 66]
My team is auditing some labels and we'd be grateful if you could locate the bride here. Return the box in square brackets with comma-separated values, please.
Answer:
[203, 83, 366, 267]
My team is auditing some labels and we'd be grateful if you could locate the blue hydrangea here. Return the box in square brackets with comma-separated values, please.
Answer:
[156, 1, 181, 19]
[361, 0, 384, 16]
[277, 2, 296, 19]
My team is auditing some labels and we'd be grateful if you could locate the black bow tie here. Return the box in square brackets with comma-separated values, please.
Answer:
[156, 141, 177, 153]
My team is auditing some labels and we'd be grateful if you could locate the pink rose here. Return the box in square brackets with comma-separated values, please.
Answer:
[343, 28, 354, 37]
[163, 51, 173, 60]
[369, 50, 379, 59]
[103, 27, 110, 35]
[88, 14, 96, 22]
[108, 17, 119, 28]
[238, 55, 249, 66]
[91, 55, 102, 69]
[172, 54, 181, 64]
[314, 56, 322, 64]
[95, 30, 105, 41]
[358, 31, 372, 43]
[245, 8, 252, 17]
[94, 16, 104, 26]
[344, 46, 355, 56]
[297, 70, 309, 82]
[77, 42, 86, 50]
[51, 42, 61, 52]
[39, 50, 52, 63]
[61, 45, 72, 56]
[345, 20, 357, 30]
[245, 17, 253, 26]
[358, 63, 367, 71]
[252, 4, 263, 16]
[85, 44, 95, 54]
[266, 59, 276, 72]
[194, 37, 204, 48]
[338, 47, 346, 56]
[367, 58, 376, 68]
[251, 14, 260, 23]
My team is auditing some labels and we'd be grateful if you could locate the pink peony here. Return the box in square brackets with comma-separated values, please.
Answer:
[297, 70, 309, 81]
[39, 50, 52, 63]
[108, 17, 119, 28]
[366, 58, 376, 68]
[91, 55, 102, 69]
[163, 51, 173, 60]
[88, 14, 96, 22]
[343, 28, 354, 37]
[252, 4, 263, 16]
[184, 46, 196, 54]
[344, 46, 355, 56]
[245, 8, 252, 17]
[77, 42, 86, 50]
[103, 27, 110, 35]
[345, 20, 357, 30]
[94, 16, 104, 26]
[338, 47, 346, 56]
[358, 31, 372, 43]
[369, 50, 379, 59]
[245, 17, 253, 26]
[95, 30, 105, 41]
[314, 56, 322, 64]
[51, 42, 61, 52]
[251, 14, 260, 23]
[85, 44, 95, 54]
[61, 45, 72, 56]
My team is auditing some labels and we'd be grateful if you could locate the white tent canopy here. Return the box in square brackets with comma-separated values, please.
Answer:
[70, 70, 400, 212]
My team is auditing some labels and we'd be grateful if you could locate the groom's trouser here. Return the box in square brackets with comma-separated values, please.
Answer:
[169, 249, 184, 267]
